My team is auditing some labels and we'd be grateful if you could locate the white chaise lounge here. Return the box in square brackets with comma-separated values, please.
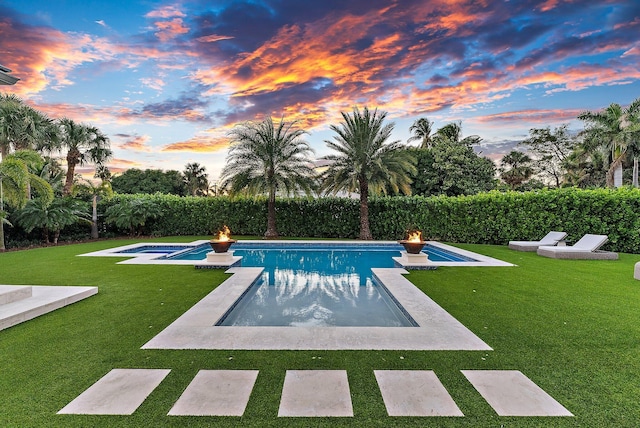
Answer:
[536, 234, 618, 260]
[508, 231, 567, 252]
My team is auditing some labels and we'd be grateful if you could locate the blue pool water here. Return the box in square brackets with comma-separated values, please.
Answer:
[161, 242, 477, 262]
[155, 242, 476, 327]
[216, 246, 418, 327]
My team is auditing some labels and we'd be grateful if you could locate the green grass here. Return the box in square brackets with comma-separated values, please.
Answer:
[1, 237, 639, 427]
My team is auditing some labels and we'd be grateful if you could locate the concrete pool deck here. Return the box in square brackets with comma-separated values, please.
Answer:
[142, 267, 492, 351]
[79, 240, 514, 268]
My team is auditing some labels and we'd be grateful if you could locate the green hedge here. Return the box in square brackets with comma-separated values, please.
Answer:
[98, 188, 640, 253]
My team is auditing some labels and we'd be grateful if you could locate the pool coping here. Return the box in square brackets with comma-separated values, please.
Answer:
[141, 266, 493, 351]
[79, 240, 514, 268]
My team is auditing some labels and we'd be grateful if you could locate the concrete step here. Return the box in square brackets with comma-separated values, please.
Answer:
[0, 285, 32, 305]
[0, 285, 98, 331]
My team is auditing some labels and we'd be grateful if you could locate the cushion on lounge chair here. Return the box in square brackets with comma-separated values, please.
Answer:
[536, 234, 617, 259]
[508, 231, 567, 252]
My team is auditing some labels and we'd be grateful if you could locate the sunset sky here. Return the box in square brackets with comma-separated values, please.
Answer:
[1, 0, 639, 181]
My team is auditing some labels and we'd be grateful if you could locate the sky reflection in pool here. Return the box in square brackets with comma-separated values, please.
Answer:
[217, 248, 417, 327]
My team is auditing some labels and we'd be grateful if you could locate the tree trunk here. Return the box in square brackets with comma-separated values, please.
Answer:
[633, 158, 639, 188]
[91, 194, 99, 239]
[0, 218, 5, 252]
[63, 150, 79, 196]
[358, 178, 372, 240]
[264, 189, 279, 239]
[606, 156, 625, 188]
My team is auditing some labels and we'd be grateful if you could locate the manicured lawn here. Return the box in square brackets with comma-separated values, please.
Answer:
[0, 237, 639, 427]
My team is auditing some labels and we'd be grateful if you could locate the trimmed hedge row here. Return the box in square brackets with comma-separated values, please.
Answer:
[99, 187, 640, 253]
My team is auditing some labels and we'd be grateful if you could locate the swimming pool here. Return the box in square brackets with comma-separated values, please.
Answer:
[214, 246, 419, 327]
[160, 241, 478, 263]
[79, 240, 510, 349]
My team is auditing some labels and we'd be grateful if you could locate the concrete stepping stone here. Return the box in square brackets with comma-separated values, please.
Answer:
[278, 370, 353, 417]
[58, 369, 170, 415]
[461, 370, 573, 417]
[374, 370, 463, 416]
[168, 370, 258, 416]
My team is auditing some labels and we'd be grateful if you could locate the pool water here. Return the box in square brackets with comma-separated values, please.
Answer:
[216, 247, 418, 327]
[162, 242, 477, 262]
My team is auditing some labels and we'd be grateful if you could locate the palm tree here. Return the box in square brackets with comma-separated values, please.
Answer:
[322, 107, 416, 240]
[76, 173, 113, 239]
[0, 94, 59, 158]
[500, 150, 534, 189]
[0, 150, 53, 251]
[408, 117, 434, 148]
[433, 121, 482, 146]
[15, 197, 89, 244]
[183, 162, 209, 196]
[59, 118, 112, 195]
[220, 117, 316, 239]
[578, 99, 640, 188]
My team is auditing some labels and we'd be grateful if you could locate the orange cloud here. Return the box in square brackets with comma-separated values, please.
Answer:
[196, 34, 235, 43]
[118, 135, 152, 152]
[153, 18, 189, 43]
[474, 109, 583, 124]
[162, 135, 229, 152]
[145, 5, 186, 19]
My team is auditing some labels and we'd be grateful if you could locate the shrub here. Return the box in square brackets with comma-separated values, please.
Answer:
[98, 188, 640, 253]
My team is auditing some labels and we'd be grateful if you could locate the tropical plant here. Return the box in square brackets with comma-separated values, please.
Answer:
[104, 197, 162, 236]
[75, 176, 113, 239]
[183, 162, 209, 196]
[111, 168, 186, 195]
[0, 150, 53, 250]
[407, 117, 435, 148]
[220, 117, 316, 239]
[562, 145, 607, 188]
[500, 150, 534, 189]
[409, 144, 496, 197]
[321, 106, 416, 240]
[14, 197, 89, 244]
[432, 121, 482, 146]
[521, 125, 576, 187]
[0, 94, 59, 158]
[578, 98, 640, 187]
[58, 118, 111, 195]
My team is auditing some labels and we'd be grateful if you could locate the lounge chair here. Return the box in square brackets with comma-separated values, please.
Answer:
[508, 231, 567, 252]
[536, 234, 618, 260]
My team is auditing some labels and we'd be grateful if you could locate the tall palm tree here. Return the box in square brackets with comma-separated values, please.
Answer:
[322, 107, 416, 240]
[220, 117, 316, 239]
[407, 117, 434, 148]
[183, 162, 209, 196]
[0, 150, 53, 251]
[59, 118, 111, 195]
[578, 99, 640, 188]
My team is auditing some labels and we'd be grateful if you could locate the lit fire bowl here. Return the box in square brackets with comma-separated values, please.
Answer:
[209, 239, 237, 253]
[399, 240, 427, 254]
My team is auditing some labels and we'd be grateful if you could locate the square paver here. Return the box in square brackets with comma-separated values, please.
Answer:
[462, 370, 573, 416]
[278, 370, 353, 417]
[168, 370, 259, 416]
[374, 370, 463, 416]
[58, 369, 170, 415]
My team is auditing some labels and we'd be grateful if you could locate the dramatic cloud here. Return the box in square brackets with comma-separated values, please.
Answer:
[2, 0, 639, 173]
[475, 109, 583, 125]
